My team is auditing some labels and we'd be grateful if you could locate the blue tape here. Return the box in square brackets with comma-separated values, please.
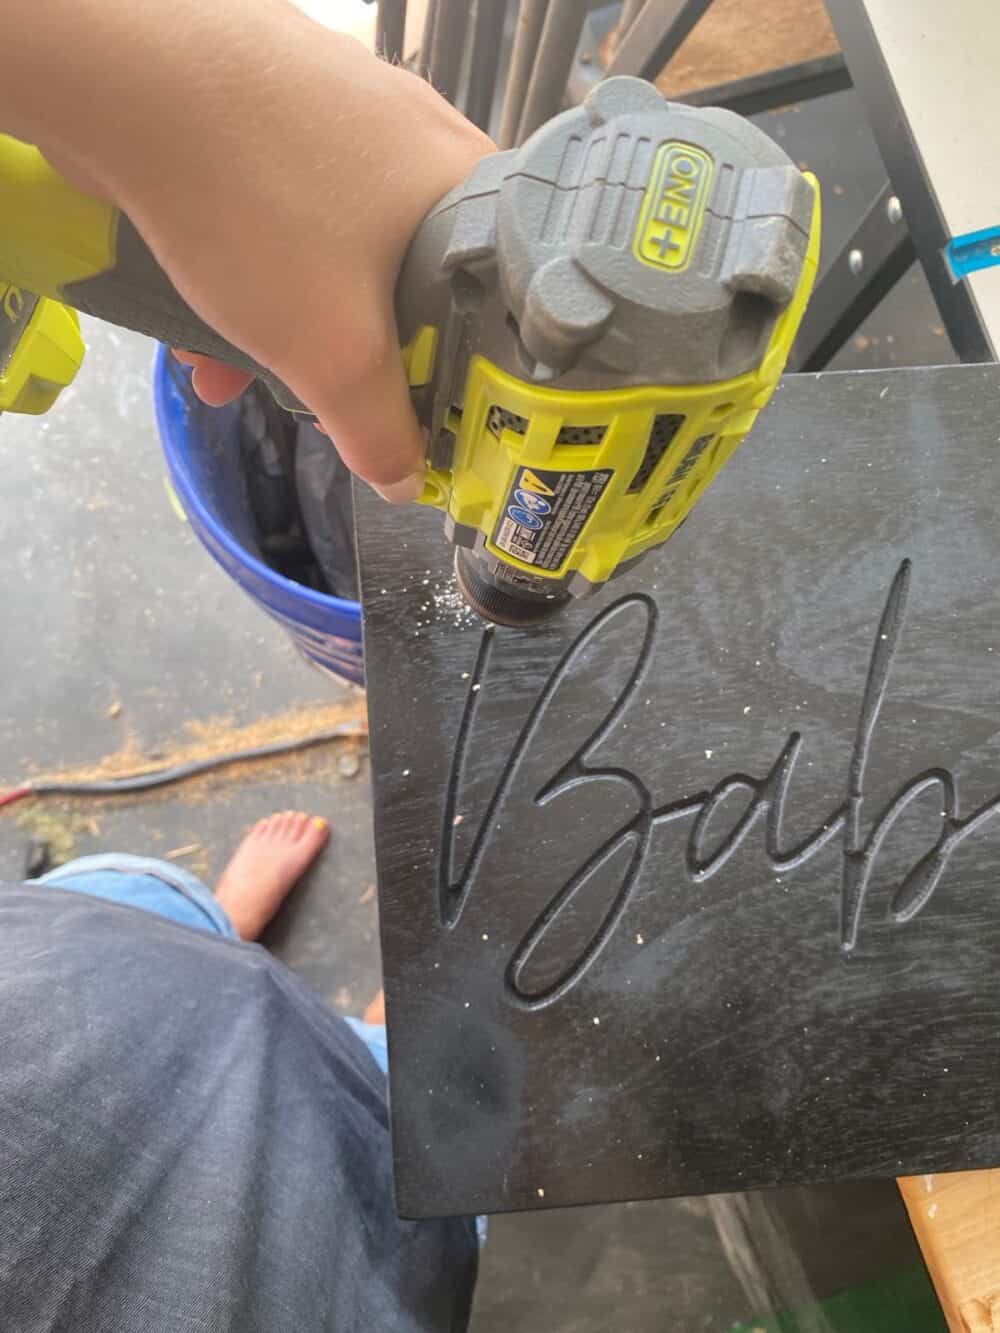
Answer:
[945, 226, 1000, 282]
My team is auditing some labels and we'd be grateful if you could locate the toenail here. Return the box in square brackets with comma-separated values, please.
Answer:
[313, 817, 328, 831]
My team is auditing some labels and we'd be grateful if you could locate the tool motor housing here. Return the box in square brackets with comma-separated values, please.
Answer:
[0, 77, 819, 629]
[397, 76, 820, 625]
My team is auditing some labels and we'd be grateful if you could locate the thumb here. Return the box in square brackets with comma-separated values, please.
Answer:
[304, 304, 427, 505]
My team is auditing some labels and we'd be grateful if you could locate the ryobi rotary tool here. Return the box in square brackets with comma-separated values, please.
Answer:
[0, 76, 819, 626]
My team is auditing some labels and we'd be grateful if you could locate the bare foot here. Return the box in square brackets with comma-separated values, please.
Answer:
[215, 811, 329, 941]
[364, 989, 385, 1025]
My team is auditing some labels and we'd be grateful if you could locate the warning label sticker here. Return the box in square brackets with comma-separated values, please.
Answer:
[492, 465, 612, 571]
[518, 469, 555, 496]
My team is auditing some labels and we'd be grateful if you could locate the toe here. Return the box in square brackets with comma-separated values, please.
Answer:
[252, 816, 277, 840]
[274, 811, 296, 837]
[288, 812, 311, 840]
[299, 815, 330, 853]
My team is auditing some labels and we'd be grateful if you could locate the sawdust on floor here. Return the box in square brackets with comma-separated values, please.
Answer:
[11, 696, 365, 785]
[13, 808, 102, 867]
[5, 743, 365, 823]
[1, 696, 368, 817]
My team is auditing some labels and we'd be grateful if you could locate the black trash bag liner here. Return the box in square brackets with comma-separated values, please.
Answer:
[293, 418, 358, 601]
[237, 388, 325, 590]
[169, 363, 356, 597]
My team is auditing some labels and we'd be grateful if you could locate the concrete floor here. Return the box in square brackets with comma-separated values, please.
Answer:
[0, 320, 381, 1016]
[0, 81, 954, 1333]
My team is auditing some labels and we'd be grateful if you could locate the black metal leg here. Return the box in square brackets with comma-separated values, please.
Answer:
[604, 0, 714, 81]
[616, 0, 646, 40]
[678, 54, 851, 116]
[426, 0, 472, 103]
[497, 0, 551, 148]
[515, 0, 590, 144]
[375, 0, 407, 65]
[416, 0, 437, 78]
[791, 183, 916, 373]
[463, 0, 509, 132]
[828, 0, 994, 363]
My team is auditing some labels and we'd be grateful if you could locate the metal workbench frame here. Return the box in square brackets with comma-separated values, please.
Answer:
[826, 0, 996, 364]
[376, 0, 998, 370]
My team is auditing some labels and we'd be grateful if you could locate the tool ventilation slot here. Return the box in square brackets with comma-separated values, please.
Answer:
[556, 424, 606, 445]
[627, 413, 685, 492]
[644, 433, 718, 527]
[487, 406, 606, 446]
[487, 405, 529, 437]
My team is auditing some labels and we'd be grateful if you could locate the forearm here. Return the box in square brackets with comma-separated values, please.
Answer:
[0, 0, 328, 200]
[0, 0, 492, 494]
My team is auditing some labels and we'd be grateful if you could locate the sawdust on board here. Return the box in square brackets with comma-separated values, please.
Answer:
[4, 696, 367, 812]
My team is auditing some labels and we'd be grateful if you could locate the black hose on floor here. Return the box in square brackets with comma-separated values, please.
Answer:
[0, 724, 365, 810]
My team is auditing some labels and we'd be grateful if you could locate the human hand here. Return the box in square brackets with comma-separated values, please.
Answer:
[5, 0, 493, 502]
[163, 16, 494, 502]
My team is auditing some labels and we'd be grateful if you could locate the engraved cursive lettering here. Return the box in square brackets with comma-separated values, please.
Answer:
[439, 561, 1000, 1008]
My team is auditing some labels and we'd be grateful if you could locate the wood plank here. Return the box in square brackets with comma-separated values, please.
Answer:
[646, 0, 839, 97]
[899, 1171, 1000, 1333]
[357, 363, 1000, 1219]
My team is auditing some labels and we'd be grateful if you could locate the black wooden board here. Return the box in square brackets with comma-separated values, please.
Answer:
[357, 364, 1000, 1219]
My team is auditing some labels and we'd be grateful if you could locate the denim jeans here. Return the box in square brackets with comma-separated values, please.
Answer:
[36, 852, 388, 1074]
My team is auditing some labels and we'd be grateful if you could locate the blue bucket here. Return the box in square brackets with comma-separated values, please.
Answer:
[152, 346, 365, 686]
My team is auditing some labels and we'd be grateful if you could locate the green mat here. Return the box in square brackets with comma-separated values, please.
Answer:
[728, 1264, 946, 1333]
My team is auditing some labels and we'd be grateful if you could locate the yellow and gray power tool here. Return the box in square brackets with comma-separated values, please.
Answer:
[0, 76, 819, 626]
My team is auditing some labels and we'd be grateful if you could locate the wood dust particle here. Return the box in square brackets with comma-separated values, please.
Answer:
[166, 843, 203, 860]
